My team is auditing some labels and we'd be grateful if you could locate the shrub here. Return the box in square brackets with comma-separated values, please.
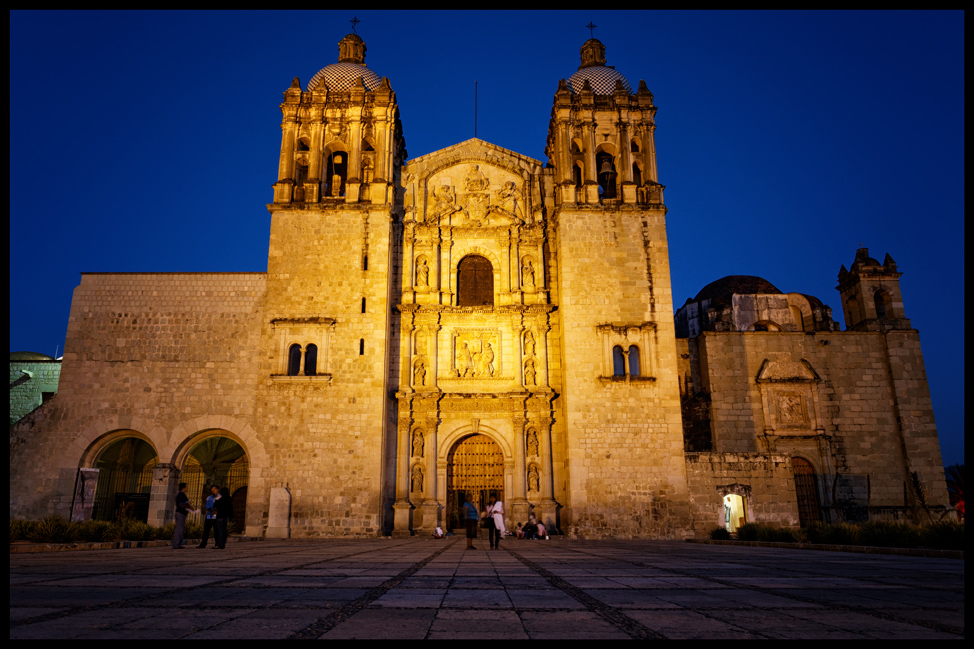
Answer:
[184, 521, 203, 540]
[858, 520, 921, 548]
[806, 521, 860, 545]
[920, 519, 964, 550]
[27, 515, 74, 543]
[74, 520, 115, 542]
[734, 522, 760, 541]
[10, 519, 36, 543]
[791, 528, 808, 543]
[118, 519, 156, 541]
[156, 522, 176, 540]
[709, 526, 731, 540]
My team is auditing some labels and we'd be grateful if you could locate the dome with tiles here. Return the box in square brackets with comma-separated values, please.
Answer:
[306, 34, 383, 92]
[566, 38, 632, 95]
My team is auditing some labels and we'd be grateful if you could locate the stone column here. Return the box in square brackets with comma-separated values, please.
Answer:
[511, 416, 530, 527]
[537, 418, 558, 532]
[421, 416, 439, 532]
[392, 418, 413, 537]
[148, 463, 179, 528]
[647, 123, 659, 183]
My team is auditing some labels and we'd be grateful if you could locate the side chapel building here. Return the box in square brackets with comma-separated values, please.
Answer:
[9, 34, 950, 538]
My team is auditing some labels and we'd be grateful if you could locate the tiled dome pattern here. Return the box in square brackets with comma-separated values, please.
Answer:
[567, 66, 632, 95]
[307, 62, 382, 92]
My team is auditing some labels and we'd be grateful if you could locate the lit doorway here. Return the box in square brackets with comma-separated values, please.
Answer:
[446, 434, 504, 532]
[723, 494, 747, 534]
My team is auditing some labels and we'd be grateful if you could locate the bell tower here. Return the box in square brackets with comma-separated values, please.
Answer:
[545, 38, 691, 538]
[257, 33, 407, 536]
[837, 247, 912, 331]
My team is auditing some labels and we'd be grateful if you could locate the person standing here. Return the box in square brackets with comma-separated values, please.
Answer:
[214, 487, 234, 549]
[462, 494, 479, 550]
[485, 496, 506, 550]
[171, 483, 193, 549]
[197, 485, 220, 548]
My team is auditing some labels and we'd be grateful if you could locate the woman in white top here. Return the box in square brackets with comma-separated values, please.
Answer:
[485, 496, 507, 549]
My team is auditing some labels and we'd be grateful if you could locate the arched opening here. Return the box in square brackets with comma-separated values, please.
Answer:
[753, 320, 781, 332]
[287, 344, 302, 376]
[846, 296, 861, 327]
[630, 138, 641, 152]
[789, 305, 805, 331]
[91, 436, 158, 522]
[457, 255, 493, 307]
[596, 150, 617, 199]
[325, 151, 347, 197]
[628, 345, 641, 377]
[723, 493, 747, 534]
[632, 162, 642, 188]
[446, 434, 504, 533]
[792, 457, 821, 527]
[180, 435, 249, 529]
[613, 345, 626, 376]
[304, 344, 318, 376]
[573, 162, 583, 188]
[296, 137, 310, 152]
[874, 290, 891, 319]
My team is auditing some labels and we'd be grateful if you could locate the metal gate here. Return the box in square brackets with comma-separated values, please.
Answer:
[446, 434, 504, 531]
[792, 457, 821, 527]
[180, 461, 249, 527]
[91, 464, 155, 522]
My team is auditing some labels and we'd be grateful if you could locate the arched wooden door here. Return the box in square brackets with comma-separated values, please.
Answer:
[446, 434, 504, 531]
[792, 457, 821, 527]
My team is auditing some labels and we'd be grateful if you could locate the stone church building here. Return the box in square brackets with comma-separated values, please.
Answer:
[9, 34, 950, 539]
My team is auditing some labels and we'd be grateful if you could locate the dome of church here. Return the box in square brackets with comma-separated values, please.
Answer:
[567, 66, 632, 95]
[306, 62, 383, 92]
[567, 38, 632, 95]
[10, 351, 56, 361]
[693, 275, 783, 302]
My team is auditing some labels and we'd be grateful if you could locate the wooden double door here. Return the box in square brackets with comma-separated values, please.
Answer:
[446, 434, 504, 531]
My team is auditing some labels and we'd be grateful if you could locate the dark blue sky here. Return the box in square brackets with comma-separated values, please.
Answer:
[10, 11, 963, 465]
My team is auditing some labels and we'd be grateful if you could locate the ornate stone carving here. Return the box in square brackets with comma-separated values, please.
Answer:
[453, 331, 497, 378]
[416, 257, 430, 288]
[496, 181, 524, 219]
[524, 358, 537, 387]
[528, 464, 540, 492]
[524, 330, 536, 356]
[412, 429, 424, 458]
[430, 185, 459, 222]
[521, 256, 536, 288]
[413, 356, 427, 386]
[411, 464, 424, 492]
[527, 429, 539, 456]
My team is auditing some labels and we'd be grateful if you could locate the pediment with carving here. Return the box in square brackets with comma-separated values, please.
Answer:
[756, 357, 820, 383]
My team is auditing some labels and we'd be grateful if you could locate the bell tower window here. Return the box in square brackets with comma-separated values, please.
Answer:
[325, 152, 347, 197]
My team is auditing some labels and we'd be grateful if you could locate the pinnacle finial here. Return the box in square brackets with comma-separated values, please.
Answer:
[350, 16, 360, 34]
[586, 22, 597, 39]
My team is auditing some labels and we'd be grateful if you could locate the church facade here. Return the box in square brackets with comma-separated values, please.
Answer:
[9, 34, 950, 539]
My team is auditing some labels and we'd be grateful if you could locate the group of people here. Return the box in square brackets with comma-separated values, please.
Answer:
[455, 495, 549, 549]
[171, 483, 234, 550]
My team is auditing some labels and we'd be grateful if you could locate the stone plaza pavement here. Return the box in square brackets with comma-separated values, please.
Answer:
[9, 538, 964, 639]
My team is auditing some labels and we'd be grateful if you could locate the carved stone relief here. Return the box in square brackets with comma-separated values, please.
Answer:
[521, 256, 536, 288]
[453, 331, 498, 378]
[412, 429, 425, 458]
[527, 429, 539, 457]
[413, 356, 427, 386]
[528, 464, 540, 492]
[411, 464, 424, 492]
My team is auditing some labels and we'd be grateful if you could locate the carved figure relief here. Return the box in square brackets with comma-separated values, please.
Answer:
[521, 257, 536, 288]
[464, 164, 490, 192]
[524, 358, 537, 387]
[411, 464, 424, 492]
[362, 158, 374, 184]
[776, 392, 808, 427]
[430, 185, 458, 222]
[528, 465, 540, 492]
[416, 257, 430, 288]
[412, 430, 424, 458]
[453, 332, 498, 378]
[527, 429, 539, 456]
[496, 181, 524, 219]
[413, 356, 427, 386]
[524, 331, 536, 357]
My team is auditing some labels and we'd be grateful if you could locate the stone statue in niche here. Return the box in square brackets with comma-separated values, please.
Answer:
[413, 356, 427, 386]
[496, 181, 524, 219]
[416, 258, 430, 288]
[415, 329, 428, 356]
[411, 465, 424, 492]
[362, 158, 374, 184]
[412, 430, 424, 458]
[527, 429, 539, 456]
[528, 465, 540, 492]
[524, 331, 536, 357]
[521, 258, 536, 288]
[524, 358, 537, 387]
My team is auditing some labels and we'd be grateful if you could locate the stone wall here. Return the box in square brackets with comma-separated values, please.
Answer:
[9, 272, 266, 524]
[9, 360, 61, 423]
[685, 452, 798, 537]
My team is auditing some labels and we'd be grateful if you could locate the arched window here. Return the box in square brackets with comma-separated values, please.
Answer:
[874, 290, 890, 319]
[287, 344, 302, 376]
[632, 163, 642, 188]
[630, 139, 640, 152]
[846, 296, 861, 327]
[304, 344, 318, 376]
[573, 162, 583, 188]
[596, 151, 616, 199]
[362, 138, 374, 152]
[792, 457, 821, 527]
[295, 162, 309, 185]
[457, 255, 493, 307]
[613, 345, 626, 377]
[789, 305, 805, 331]
[325, 151, 347, 197]
[628, 346, 641, 377]
[296, 137, 310, 152]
